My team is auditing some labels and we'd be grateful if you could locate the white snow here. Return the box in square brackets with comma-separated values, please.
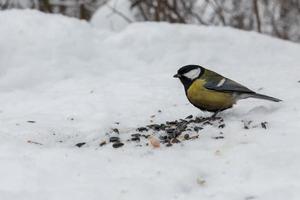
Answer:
[0, 9, 300, 200]
[90, 0, 134, 31]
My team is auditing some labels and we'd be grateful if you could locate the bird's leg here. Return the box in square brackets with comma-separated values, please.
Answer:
[210, 111, 219, 119]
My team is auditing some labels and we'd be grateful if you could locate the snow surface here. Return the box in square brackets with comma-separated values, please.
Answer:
[91, 0, 134, 31]
[1, 9, 300, 200]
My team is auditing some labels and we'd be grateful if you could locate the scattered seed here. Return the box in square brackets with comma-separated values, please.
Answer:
[203, 121, 213, 125]
[131, 137, 140, 142]
[218, 124, 225, 128]
[166, 121, 177, 125]
[131, 133, 141, 137]
[141, 134, 150, 139]
[242, 120, 252, 129]
[159, 135, 168, 141]
[184, 134, 190, 140]
[27, 121, 36, 123]
[166, 143, 172, 147]
[75, 142, 86, 148]
[261, 122, 268, 129]
[100, 141, 107, 146]
[109, 137, 120, 143]
[166, 128, 175, 134]
[213, 136, 224, 139]
[136, 127, 148, 132]
[100, 116, 228, 148]
[113, 142, 124, 148]
[27, 140, 43, 145]
[194, 126, 203, 132]
[185, 115, 193, 119]
[112, 128, 119, 134]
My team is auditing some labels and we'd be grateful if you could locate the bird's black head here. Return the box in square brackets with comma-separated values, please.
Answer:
[173, 65, 204, 89]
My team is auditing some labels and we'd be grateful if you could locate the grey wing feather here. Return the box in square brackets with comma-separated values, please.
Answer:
[204, 78, 254, 94]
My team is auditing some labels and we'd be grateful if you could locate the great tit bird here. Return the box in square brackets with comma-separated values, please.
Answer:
[174, 65, 281, 117]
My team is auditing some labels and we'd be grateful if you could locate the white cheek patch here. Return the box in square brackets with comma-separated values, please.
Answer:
[183, 68, 201, 80]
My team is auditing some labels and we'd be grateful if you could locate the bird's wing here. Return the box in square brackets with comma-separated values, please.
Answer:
[203, 70, 254, 93]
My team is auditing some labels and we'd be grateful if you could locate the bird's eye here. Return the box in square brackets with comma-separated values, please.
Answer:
[183, 68, 201, 80]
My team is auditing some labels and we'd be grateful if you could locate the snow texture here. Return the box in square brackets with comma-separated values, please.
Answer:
[0, 9, 300, 200]
[90, 0, 134, 31]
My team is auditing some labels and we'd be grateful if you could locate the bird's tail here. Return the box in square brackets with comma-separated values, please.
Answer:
[250, 93, 282, 102]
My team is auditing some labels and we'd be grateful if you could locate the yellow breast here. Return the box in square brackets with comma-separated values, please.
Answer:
[187, 79, 235, 111]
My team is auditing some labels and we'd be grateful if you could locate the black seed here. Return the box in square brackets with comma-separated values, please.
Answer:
[113, 142, 124, 148]
[203, 121, 213, 125]
[166, 128, 175, 134]
[166, 121, 177, 125]
[261, 122, 268, 129]
[75, 142, 86, 148]
[109, 137, 120, 143]
[100, 141, 106, 146]
[218, 124, 225, 128]
[153, 124, 161, 130]
[131, 133, 141, 138]
[179, 119, 188, 123]
[27, 120, 36, 123]
[184, 134, 190, 140]
[167, 130, 181, 139]
[194, 126, 203, 132]
[160, 124, 166, 130]
[131, 137, 140, 142]
[147, 124, 161, 131]
[166, 143, 172, 147]
[213, 136, 224, 139]
[158, 110, 162, 113]
[185, 115, 193, 119]
[159, 135, 168, 141]
[242, 120, 252, 129]
[137, 127, 148, 132]
[112, 128, 119, 134]
[141, 134, 150, 139]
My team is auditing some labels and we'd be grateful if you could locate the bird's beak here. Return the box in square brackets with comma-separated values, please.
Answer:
[173, 74, 181, 78]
